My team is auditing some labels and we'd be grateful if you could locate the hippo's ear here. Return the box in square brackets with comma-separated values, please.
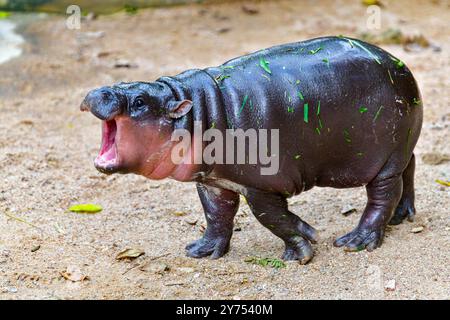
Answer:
[167, 100, 193, 119]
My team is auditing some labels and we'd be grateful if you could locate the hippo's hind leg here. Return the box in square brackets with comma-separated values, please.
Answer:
[186, 183, 239, 259]
[245, 189, 318, 264]
[389, 154, 416, 225]
[334, 157, 404, 252]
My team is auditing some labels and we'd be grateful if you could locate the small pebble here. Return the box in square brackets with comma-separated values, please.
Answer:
[7, 287, 18, 293]
[113, 59, 138, 69]
[385, 279, 396, 291]
[178, 267, 195, 274]
[411, 226, 424, 233]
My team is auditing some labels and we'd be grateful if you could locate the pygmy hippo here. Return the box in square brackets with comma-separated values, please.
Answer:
[80, 36, 422, 264]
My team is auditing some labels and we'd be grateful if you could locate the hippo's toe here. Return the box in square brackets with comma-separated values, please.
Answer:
[185, 236, 230, 259]
[389, 198, 415, 225]
[334, 228, 384, 252]
[281, 236, 314, 264]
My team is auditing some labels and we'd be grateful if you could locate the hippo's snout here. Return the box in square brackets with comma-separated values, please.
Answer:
[80, 87, 125, 121]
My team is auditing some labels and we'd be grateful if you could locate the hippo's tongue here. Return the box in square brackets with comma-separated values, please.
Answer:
[95, 120, 117, 167]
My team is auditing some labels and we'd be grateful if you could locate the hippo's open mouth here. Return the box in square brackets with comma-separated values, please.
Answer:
[94, 120, 119, 173]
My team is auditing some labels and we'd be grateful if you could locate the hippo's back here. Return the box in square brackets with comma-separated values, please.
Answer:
[203, 36, 422, 191]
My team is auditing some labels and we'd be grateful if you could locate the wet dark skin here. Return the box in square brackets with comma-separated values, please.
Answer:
[81, 37, 423, 264]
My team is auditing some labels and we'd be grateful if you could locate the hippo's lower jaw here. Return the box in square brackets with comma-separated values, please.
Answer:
[94, 120, 121, 174]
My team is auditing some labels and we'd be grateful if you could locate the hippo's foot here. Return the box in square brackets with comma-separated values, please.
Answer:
[333, 227, 384, 252]
[185, 235, 231, 259]
[282, 236, 314, 264]
[389, 198, 415, 225]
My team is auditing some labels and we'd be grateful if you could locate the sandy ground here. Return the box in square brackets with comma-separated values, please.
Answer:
[0, 0, 449, 300]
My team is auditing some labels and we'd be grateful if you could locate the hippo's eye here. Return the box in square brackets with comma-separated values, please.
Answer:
[135, 98, 145, 108]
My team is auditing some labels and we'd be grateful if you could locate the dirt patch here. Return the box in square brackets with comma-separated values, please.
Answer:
[0, 0, 449, 299]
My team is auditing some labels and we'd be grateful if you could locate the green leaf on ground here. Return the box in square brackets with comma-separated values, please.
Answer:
[436, 179, 450, 187]
[0, 11, 11, 19]
[69, 204, 102, 214]
[245, 256, 286, 269]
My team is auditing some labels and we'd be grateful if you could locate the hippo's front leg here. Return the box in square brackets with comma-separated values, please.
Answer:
[186, 184, 240, 259]
[245, 189, 318, 264]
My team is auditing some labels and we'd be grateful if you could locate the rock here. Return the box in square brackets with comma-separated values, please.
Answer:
[178, 267, 195, 274]
[113, 59, 138, 69]
[83, 31, 105, 39]
[411, 226, 424, 233]
[6, 287, 18, 294]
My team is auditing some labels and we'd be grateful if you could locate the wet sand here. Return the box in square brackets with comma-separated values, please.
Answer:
[0, 0, 449, 299]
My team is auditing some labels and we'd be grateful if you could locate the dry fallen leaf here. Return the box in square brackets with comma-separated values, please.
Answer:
[422, 153, 450, 165]
[173, 211, 188, 217]
[116, 248, 145, 260]
[140, 262, 170, 274]
[184, 217, 198, 226]
[362, 0, 382, 6]
[19, 120, 34, 126]
[60, 266, 89, 282]
[242, 4, 259, 15]
[436, 179, 450, 187]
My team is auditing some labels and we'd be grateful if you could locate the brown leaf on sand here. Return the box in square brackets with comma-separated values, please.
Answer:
[139, 262, 170, 274]
[422, 153, 450, 165]
[359, 28, 434, 52]
[242, 4, 259, 15]
[60, 266, 89, 282]
[116, 248, 145, 260]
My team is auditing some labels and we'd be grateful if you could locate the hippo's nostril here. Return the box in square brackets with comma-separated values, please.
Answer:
[81, 87, 123, 121]
[80, 99, 90, 112]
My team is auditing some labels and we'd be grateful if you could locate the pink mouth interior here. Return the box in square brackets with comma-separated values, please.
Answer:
[95, 120, 118, 167]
